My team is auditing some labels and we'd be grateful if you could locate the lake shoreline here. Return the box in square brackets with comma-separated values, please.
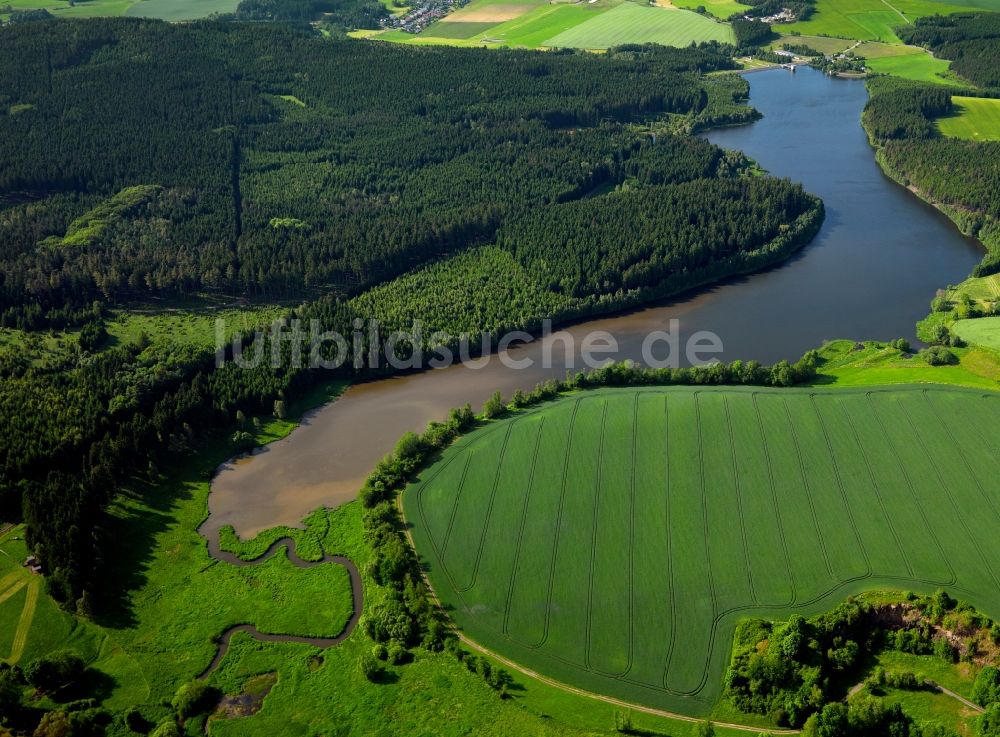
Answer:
[206, 66, 986, 541]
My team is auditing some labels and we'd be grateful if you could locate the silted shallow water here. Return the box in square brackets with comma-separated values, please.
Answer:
[207, 66, 985, 541]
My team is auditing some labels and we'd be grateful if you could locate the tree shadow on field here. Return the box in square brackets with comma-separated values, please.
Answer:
[92, 453, 205, 629]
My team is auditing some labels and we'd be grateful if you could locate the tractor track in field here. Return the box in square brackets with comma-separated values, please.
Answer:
[400, 388, 1000, 729]
[535, 399, 583, 650]
[837, 399, 914, 578]
[583, 401, 609, 674]
[198, 535, 363, 679]
[904, 394, 1000, 591]
[752, 393, 797, 608]
[455, 423, 514, 593]
[660, 395, 680, 692]
[398, 484, 802, 736]
[723, 395, 760, 606]
[924, 391, 1000, 530]
[809, 395, 874, 579]
[781, 396, 835, 578]
[502, 418, 545, 638]
[452, 627, 802, 735]
[866, 393, 957, 586]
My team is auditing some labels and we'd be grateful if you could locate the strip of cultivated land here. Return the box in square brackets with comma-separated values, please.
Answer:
[404, 385, 1000, 716]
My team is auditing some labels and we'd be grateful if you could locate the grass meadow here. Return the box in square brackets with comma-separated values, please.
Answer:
[0, 0, 134, 17]
[937, 96, 1000, 141]
[776, 34, 854, 53]
[405, 384, 1000, 716]
[866, 51, 956, 83]
[954, 317, 1000, 352]
[670, 0, 750, 19]
[1, 0, 240, 19]
[124, 0, 239, 20]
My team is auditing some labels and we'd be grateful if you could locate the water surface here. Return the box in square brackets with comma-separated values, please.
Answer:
[206, 67, 984, 540]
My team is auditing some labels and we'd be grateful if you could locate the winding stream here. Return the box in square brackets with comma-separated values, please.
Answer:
[198, 537, 364, 677]
[206, 66, 985, 542]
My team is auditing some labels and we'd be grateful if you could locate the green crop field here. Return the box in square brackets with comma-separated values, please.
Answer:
[489, 3, 603, 45]
[937, 96, 1000, 141]
[405, 386, 1000, 716]
[380, 3, 603, 46]
[542, 3, 733, 48]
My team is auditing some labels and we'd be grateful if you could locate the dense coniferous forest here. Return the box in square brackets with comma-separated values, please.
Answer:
[731, 18, 775, 47]
[0, 20, 730, 328]
[500, 177, 817, 297]
[0, 19, 823, 611]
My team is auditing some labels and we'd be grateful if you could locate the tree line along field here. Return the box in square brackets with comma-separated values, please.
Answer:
[404, 386, 1000, 717]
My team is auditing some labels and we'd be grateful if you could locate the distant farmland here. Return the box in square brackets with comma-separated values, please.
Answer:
[543, 3, 734, 47]
[125, 0, 239, 20]
[384, 0, 735, 48]
[405, 386, 1000, 716]
[776, 0, 986, 42]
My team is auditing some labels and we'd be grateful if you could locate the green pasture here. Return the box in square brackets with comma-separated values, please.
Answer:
[125, 0, 239, 20]
[855, 40, 926, 57]
[918, 0, 1000, 8]
[954, 317, 1000, 352]
[778, 0, 979, 42]
[0, 0, 134, 17]
[777, 34, 854, 54]
[543, 3, 734, 48]
[937, 96, 1000, 141]
[866, 51, 954, 83]
[814, 339, 1000, 389]
[670, 0, 750, 19]
[405, 385, 1000, 717]
[866, 652, 982, 734]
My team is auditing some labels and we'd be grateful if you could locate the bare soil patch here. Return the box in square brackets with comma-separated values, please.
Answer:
[441, 3, 535, 22]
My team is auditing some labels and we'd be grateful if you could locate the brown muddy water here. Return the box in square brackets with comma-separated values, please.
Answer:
[205, 66, 985, 541]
